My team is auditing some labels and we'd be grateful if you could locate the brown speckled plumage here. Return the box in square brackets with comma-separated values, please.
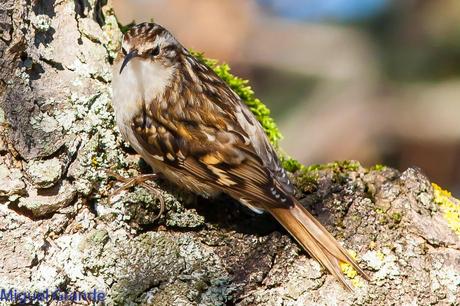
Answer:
[111, 22, 369, 290]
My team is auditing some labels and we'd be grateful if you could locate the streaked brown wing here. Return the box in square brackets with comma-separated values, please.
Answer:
[183, 53, 294, 194]
[130, 52, 294, 208]
[235, 102, 294, 195]
[130, 110, 294, 209]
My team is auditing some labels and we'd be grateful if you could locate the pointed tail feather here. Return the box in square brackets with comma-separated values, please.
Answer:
[268, 200, 369, 290]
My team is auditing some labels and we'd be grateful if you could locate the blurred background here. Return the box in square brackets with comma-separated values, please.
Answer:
[112, 0, 460, 196]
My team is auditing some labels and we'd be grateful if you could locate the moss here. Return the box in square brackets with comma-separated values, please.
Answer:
[432, 183, 460, 235]
[298, 161, 384, 179]
[297, 171, 320, 192]
[370, 164, 387, 171]
[391, 212, 402, 223]
[296, 160, 362, 187]
[279, 155, 303, 173]
[304, 160, 361, 173]
[331, 160, 361, 172]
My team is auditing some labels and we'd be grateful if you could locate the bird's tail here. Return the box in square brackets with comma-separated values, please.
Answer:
[268, 199, 369, 290]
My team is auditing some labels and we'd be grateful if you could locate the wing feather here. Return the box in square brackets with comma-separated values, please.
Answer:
[129, 53, 295, 211]
[124, 49, 368, 289]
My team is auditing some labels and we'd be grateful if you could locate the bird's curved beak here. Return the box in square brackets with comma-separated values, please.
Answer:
[119, 50, 138, 74]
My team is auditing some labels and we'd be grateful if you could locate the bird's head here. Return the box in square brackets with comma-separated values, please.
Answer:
[118, 22, 182, 74]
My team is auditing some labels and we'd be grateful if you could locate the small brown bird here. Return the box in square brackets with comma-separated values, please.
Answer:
[111, 22, 368, 289]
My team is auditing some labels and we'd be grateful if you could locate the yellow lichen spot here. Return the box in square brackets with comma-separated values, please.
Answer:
[376, 251, 385, 261]
[368, 241, 377, 250]
[340, 252, 365, 287]
[340, 262, 358, 279]
[432, 183, 460, 236]
[339, 251, 366, 287]
[348, 249, 357, 259]
[351, 277, 364, 288]
[91, 157, 98, 167]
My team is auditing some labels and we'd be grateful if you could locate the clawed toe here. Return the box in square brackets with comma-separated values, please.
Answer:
[106, 170, 164, 220]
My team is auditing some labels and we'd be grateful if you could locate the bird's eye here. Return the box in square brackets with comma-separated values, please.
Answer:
[149, 46, 160, 57]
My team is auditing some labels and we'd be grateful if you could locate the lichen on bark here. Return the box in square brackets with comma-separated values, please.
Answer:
[0, 1, 459, 305]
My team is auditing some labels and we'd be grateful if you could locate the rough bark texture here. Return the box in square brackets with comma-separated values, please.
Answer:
[0, 1, 459, 305]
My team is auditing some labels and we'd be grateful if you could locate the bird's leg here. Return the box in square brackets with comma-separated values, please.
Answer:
[106, 170, 160, 202]
[106, 170, 165, 220]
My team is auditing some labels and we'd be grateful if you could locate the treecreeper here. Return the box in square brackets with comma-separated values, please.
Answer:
[111, 22, 370, 290]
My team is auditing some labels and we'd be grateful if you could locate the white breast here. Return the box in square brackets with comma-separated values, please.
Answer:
[111, 58, 175, 152]
[111, 58, 174, 124]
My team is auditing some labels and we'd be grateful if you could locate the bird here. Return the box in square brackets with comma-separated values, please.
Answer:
[111, 22, 369, 290]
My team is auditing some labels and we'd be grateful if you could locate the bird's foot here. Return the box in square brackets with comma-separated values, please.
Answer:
[106, 170, 165, 221]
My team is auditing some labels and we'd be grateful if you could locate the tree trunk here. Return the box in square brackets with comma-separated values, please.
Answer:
[0, 1, 459, 305]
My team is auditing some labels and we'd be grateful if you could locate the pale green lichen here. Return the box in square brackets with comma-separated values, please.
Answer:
[26, 158, 62, 188]
[117, 185, 204, 228]
[101, 11, 123, 59]
[29, 113, 60, 133]
[362, 250, 385, 271]
[0, 107, 5, 124]
[32, 14, 52, 32]
[17, 181, 76, 217]
[0, 165, 26, 197]
[432, 183, 460, 235]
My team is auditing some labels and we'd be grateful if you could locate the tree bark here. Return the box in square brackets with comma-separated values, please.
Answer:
[0, 1, 459, 305]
